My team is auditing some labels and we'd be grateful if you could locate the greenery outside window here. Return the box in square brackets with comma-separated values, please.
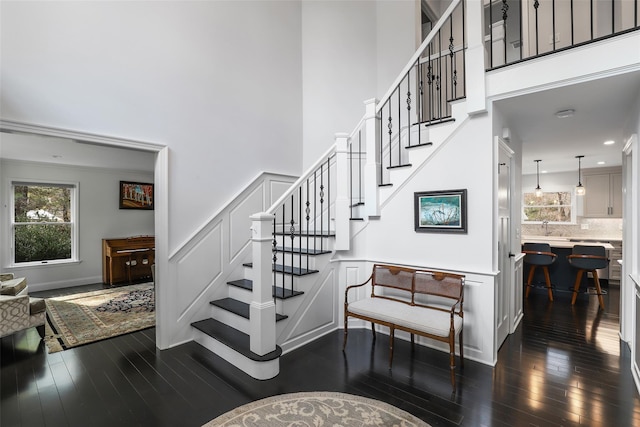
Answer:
[12, 181, 78, 265]
[523, 191, 572, 223]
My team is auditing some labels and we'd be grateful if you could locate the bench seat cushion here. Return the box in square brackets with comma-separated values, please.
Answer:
[348, 297, 462, 338]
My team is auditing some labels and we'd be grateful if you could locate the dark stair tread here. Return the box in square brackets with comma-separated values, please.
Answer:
[406, 141, 434, 149]
[379, 183, 393, 187]
[275, 246, 331, 255]
[226, 279, 304, 300]
[243, 263, 319, 276]
[387, 163, 412, 170]
[350, 217, 364, 221]
[418, 117, 455, 127]
[273, 232, 336, 238]
[191, 318, 282, 362]
[350, 202, 365, 207]
[210, 298, 288, 322]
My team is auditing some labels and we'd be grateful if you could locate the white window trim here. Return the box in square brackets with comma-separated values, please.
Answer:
[9, 180, 80, 267]
[522, 187, 578, 225]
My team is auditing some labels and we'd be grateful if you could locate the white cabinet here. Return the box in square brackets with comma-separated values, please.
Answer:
[583, 172, 622, 217]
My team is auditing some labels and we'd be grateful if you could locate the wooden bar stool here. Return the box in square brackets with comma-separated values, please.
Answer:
[523, 242, 557, 301]
[567, 245, 608, 310]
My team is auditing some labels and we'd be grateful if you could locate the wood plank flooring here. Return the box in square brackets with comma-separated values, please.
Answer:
[2, 284, 639, 426]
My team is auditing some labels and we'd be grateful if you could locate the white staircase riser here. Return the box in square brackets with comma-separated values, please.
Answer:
[193, 330, 279, 380]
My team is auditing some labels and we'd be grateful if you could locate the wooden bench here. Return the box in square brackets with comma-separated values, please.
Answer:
[343, 264, 465, 391]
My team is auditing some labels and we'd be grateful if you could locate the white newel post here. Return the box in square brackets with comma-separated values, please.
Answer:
[249, 213, 277, 356]
[363, 98, 380, 217]
[334, 133, 350, 251]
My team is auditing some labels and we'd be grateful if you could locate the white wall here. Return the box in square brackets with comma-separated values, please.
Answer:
[301, 1, 377, 168]
[301, 0, 419, 169]
[0, 159, 154, 290]
[0, 0, 303, 253]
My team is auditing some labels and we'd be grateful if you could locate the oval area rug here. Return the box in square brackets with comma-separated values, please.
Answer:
[203, 391, 430, 427]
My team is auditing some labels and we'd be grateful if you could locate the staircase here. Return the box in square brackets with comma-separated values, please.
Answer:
[184, 0, 640, 380]
[190, 0, 468, 380]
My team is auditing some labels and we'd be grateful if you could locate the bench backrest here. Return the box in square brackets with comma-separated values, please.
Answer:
[371, 264, 464, 309]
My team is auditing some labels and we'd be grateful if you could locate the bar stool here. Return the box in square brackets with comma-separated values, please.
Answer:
[523, 242, 557, 301]
[567, 245, 608, 310]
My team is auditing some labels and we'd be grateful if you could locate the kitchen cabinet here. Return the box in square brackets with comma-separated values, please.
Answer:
[583, 172, 622, 217]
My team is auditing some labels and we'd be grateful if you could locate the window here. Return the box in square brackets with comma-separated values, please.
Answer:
[523, 191, 572, 223]
[12, 181, 77, 265]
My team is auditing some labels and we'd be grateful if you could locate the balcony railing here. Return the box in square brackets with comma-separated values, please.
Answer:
[486, 0, 640, 70]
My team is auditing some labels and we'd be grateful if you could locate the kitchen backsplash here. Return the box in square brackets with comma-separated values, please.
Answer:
[521, 217, 623, 240]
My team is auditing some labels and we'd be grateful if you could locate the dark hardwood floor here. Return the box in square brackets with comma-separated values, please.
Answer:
[2, 283, 639, 426]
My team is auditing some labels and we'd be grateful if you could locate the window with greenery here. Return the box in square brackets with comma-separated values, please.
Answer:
[523, 191, 572, 223]
[12, 182, 77, 264]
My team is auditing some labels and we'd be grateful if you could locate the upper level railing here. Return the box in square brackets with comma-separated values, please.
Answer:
[376, 0, 466, 186]
[486, 0, 640, 70]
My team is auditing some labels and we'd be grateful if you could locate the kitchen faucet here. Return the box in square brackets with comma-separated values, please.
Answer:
[542, 220, 550, 236]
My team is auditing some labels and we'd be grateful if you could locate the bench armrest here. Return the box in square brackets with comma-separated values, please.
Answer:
[344, 274, 373, 304]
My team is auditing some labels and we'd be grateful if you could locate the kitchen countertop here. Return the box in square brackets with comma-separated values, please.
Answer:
[521, 236, 615, 250]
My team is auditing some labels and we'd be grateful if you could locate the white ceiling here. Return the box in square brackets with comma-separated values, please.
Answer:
[495, 69, 640, 176]
[0, 131, 155, 172]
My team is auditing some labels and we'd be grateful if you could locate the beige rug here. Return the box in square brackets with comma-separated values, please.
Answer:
[44, 283, 155, 353]
[203, 391, 430, 427]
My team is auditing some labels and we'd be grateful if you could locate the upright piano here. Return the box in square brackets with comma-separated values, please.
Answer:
[102, 235, 155, 286]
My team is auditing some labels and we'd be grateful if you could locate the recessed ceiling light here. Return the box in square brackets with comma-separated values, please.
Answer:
[555, 109, 575, 118]
[604, 140, 615, 145]
[541, 170, 548, 174]
[597, 161, 606, 165]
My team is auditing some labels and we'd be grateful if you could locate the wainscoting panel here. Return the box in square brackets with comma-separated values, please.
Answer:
[177, 221, 223, 314]
[229, 184, 264, 263]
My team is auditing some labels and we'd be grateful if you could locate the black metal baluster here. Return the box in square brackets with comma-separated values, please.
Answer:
[519, 0, 523, 60]
[612, 0, 615, 34]
[438, 29, 442, 120]
[418, 59, 423, 134]
[571, 0, 575, 45]
[449, 16, 455, 101]
[272, 216, 277, 306]
[319, 163, 325, 252]
[590, 0, 594, 40]
[388, 100, 392, 168]
[462, 0, 466, 97]
[298, 186, 303, 273]
[427, 44, 433, 122]
[502, 0, 509, 64]
[552, 0, 556, 51]
[313, 170, 317, 254]
[397, 87, 401, 159]
[406, 70, 411, 148]
[326, 157, 330, 243]
[281, 203, 286, 295]
[290, 194, 295, 292]
[349, 139, 353, 219]
[490, 0, 494, 68]
[358, 130, 362, 205]
[534, 0, 540, 55]
[306, 179, 310, 264]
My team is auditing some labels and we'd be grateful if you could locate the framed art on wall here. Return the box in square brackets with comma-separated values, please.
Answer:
[119, 181, 154, 210]
[414, 189, 467, 233]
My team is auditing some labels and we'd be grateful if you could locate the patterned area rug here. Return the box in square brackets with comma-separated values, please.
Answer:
[203, 391, 430, 427]
[44, 283, 154, 353]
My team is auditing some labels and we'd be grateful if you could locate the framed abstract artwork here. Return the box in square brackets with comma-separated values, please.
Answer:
[414, 189, 467, 233]
[119, 181, 154, 210]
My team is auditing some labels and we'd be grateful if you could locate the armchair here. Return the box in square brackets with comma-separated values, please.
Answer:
[0, 275, 46, 339]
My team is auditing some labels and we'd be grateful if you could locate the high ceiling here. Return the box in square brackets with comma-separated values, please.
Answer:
[495, 69, 640, 176]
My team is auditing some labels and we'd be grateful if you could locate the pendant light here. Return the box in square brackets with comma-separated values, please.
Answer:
[575, 155, 586, 196]
[534, 159, 543, 197]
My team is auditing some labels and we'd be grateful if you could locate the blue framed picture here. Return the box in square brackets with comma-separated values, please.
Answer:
[414, 189, 467, 233]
